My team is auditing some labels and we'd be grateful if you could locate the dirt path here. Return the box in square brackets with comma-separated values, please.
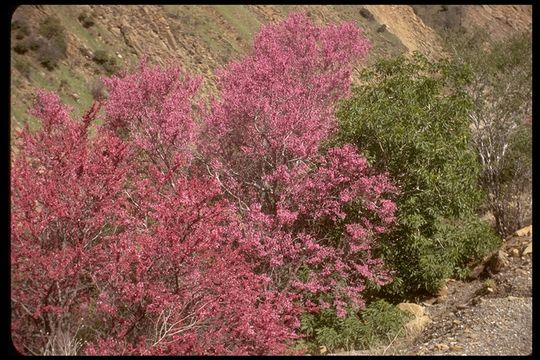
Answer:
[332, 230, 533, 356]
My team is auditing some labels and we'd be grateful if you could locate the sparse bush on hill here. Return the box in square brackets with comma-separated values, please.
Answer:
[12, 18, 31, 39]
[34, 16, 67, 70]
[26, 34, 48, 52]
[13, 42, 29, 55]
[92, 50, 118, 75]
[88, 78, 108, 101]
[39, 16, 65, 41]
[336, 52, 500, 298]
[13, 58, 32, 79]
[443, 28, 532, 237]
[36, 40, 66, 71]
[78, 10, 96, 28]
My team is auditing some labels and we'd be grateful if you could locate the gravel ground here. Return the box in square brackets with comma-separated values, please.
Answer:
[332, 233, 533, 356]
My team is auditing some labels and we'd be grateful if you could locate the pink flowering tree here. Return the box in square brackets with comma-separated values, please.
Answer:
[11, 72, 295, 355]
[11, 13, 397, 355]
[201, 13, 397, 317]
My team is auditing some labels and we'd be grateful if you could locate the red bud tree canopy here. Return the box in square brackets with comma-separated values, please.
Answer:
[11, 13, 396, 355]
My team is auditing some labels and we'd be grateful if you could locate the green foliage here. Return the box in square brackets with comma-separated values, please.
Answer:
[336, 52, 492, 298]
[12, 18, 30, 40]
[299, 300, 411, 353]
[13, 41, 29, 55]
[37, 41, 66, 71]
[26, 35, 47, 52]
[92, 50, 118, 75]
[39, 16, 65, 41]
[13, 58, 32, 79]
[77, 11, 96, 28]
[35, 16, 67, 70]
[432, 216, 500, 281]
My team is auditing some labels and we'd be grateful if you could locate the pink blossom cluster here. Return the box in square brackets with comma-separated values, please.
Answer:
[11, 13, 396, 355]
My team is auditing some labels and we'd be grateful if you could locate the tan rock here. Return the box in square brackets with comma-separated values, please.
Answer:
[450, 344, 464, 351]
[404, 315, 431, 335]
[319, 346, 327, 355]
[436, 285, 449, 297]
[423, 297, 437, 305]
[436, 343, 449, 351]
[397, 303, 431, 336]
[397, 303, 425, 317]
[488, 250, 509, 273]
[511, 248, 520, 257]
[514, 225, 532, 237]
[522, 242, 532, 256]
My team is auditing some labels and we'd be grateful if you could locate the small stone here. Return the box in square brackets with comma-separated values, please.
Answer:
[514, 225, 532, 237]
[486, 287, 494, 293]
[436, 285, 449, 297]
[423, 297, 437, 305]
[435, 343, 449, 351]
[511, 248, 520, 257]
[397, 303, 425, 317]
[450, 345, 464, 351]
[463, 328, 471, 333]
[434, 296, 447, 304]
[453, 319, 462, 325]
[457, 304, 468, 310]
[522, 242, 532, 256]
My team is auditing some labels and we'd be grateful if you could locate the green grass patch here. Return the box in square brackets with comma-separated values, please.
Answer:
[214, 5, 261, 43]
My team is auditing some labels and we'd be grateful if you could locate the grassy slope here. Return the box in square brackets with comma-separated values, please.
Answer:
[11, 5, 528, 131]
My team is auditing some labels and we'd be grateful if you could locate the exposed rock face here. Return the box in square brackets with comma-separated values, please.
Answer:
[363, 5, 445, 58]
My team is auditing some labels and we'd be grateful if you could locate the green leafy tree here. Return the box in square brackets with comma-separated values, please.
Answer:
[335, 52, 500, 298]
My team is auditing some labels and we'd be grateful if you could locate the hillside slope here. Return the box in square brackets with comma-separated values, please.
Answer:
[10, 5, 531, 131]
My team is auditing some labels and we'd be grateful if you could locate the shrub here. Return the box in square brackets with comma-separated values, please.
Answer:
[35, 16, 67, 70]
[300, 300, 411, 353]
[77, 11, 96, 28]
[13, 58, 32, 79]
[12, 18, 30, 39]
[359, 8, 374, 21]
[15, 28, 30, 40]
[38, 16, 65, 41]
[13, 41, 29, 54]
[36, 40, 65, 70]
[88, 78, 108, 101]
[92, 50, 118, 75]
[26, 34, 48, 52]
[336, 52, 496, 298]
